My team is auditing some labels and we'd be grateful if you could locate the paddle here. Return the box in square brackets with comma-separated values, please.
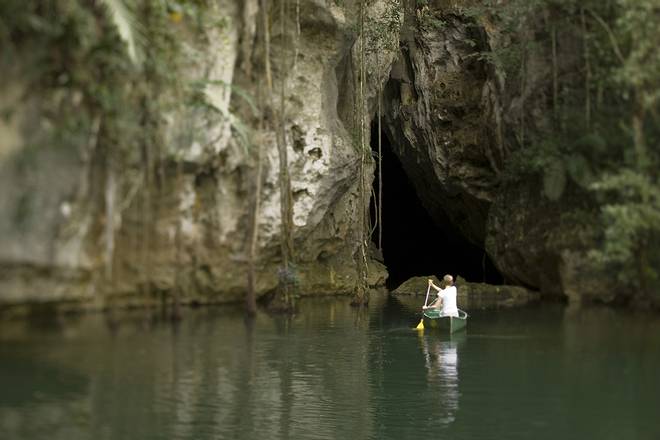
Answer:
[415, 282, 432, 330]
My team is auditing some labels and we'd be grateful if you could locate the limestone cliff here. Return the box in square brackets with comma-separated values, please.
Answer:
[0, 0, 397, 309]
[0, 0, 643, 310]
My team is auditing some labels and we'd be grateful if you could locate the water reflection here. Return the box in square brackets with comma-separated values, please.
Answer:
[420, 332, 465, 426]
[1, 299, 660, 440]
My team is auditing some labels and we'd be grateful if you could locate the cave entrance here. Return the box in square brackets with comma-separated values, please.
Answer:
[369, 123, 502, 290]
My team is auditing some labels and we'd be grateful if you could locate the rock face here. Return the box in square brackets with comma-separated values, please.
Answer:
[391, 275, 440, 295]
[454, 276, 540, 310]
[0, 1, 398, 308]
[0, 1, 633, 310]
[383, 7, 501, 245]
[380, 3, 620, 303]
[485, 179, 563, 292]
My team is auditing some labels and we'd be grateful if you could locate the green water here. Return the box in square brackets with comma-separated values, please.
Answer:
[1, 295, 659, 440]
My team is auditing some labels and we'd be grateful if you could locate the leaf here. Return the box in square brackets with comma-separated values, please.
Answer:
[566, 153, 594, 189]
[199, 97, 252, 154]
[543, 157, 566, 201]
[100, 0, 141, 64]
[573, 133, 607, 156]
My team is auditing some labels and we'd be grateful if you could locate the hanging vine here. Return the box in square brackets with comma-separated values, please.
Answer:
[352, 0, 369, 306]
[246, 84, 264, 316]
[376, 49, 383, 253]
[278, 0, 296, 311]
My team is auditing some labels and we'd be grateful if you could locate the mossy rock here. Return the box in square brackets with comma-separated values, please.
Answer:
[392, 275, 540, 309]
[391, 276, 441, 295]
[455, 276, 540, 309]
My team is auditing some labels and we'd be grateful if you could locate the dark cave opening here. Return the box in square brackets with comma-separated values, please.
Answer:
[369, 123, 503, 290]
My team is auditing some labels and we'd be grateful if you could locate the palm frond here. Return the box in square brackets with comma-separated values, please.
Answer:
[99, 0, 140, 64]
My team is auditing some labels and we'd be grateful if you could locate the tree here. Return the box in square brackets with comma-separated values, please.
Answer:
[587, 0, 660, 299]
[352, 0, 370, 307]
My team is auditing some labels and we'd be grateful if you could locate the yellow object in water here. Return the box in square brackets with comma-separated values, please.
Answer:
[415, 318, 424, 330]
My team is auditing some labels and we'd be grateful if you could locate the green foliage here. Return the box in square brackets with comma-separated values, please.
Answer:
[615, 0, 660, 108]
[543, 156, 567, 201]
[584, 0, 660, 293]
[99, 0, 143, 64]
[486, 0, 660, 296]
[503, 135, 597, 200]
[12, 193, 32, 231]
[365, 0, 402, 55]
[462, 0, 546, 82]
[590, 171, 660, 275]
[2, 0, 229, 162]
[192, 79, 258, 116]
[565, 153, 595, 190]
[416, 5, 447, 33]
[549, 209, 600, 250]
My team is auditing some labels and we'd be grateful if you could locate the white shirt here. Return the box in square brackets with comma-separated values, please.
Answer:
[438, 286, 458, 317]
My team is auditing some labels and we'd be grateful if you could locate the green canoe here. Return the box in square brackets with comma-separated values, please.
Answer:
[422, 309, 468, 333]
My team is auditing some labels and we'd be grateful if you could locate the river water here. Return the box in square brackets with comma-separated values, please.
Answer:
[1, 294, 659, 440]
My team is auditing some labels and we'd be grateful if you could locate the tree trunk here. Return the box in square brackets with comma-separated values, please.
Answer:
[632, 95, 648, 171]
[551, 24, 559, 119]
[261, 0, 272, 91]
[636, 241, 649, 300]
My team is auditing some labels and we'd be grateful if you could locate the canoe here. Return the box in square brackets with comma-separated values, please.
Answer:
[422, 309, 468, 333]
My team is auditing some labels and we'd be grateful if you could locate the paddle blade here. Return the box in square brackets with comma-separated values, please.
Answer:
[415, 318, 424, 330]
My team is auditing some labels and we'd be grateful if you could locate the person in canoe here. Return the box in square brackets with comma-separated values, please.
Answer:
[423, 275, 459, 317]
